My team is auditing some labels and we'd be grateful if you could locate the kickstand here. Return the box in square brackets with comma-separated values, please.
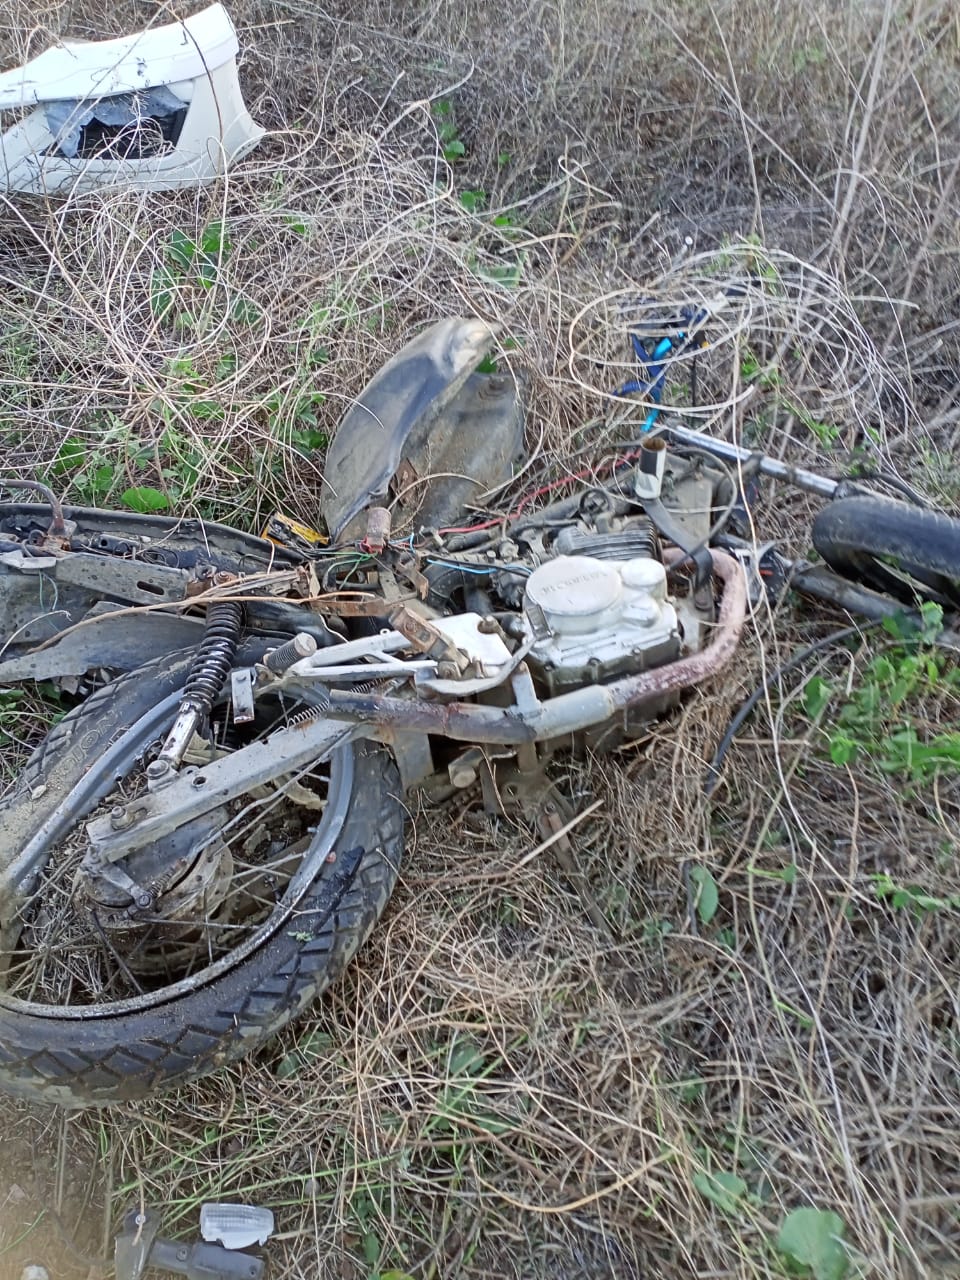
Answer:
[536, 794, 616, 943]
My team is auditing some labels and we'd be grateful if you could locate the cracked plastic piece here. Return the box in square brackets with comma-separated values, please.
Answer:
[200, 1203, 275, 1250]
[320, 317, 525, 542]
[115, 1209, 265, 1280]
[0, 4, 263, 194]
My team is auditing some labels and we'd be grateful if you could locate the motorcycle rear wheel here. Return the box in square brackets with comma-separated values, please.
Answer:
[0, 651, 404, 1107]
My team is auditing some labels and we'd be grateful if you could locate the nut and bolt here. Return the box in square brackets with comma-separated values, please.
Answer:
[110, 805, 133, 830]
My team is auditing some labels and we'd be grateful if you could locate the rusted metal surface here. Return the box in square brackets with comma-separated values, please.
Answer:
[0, 479, 69, 540]
[317, 549, 746, 744]
[604, 545, 745, 710]
[361, 506, 391, 554]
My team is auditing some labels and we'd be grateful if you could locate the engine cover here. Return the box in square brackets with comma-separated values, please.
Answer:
[523, 555, 680, 694]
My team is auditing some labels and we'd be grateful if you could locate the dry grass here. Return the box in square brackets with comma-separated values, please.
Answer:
[0, 1, 959, 1277]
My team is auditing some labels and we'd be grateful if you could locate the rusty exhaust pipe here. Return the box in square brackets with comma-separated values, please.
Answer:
[318, 548, 746, 744]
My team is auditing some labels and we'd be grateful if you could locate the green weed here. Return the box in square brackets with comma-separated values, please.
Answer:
[802, 604, 960, 785]
[432, 98, 466, 163]
[739, 349, 839, 445]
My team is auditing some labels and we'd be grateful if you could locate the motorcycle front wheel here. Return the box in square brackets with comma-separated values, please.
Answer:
[0, 650, 404, 1107]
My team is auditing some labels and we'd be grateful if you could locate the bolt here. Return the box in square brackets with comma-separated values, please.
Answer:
[110, 806, 133, 830]
[436, 661, 460, 680]
[477, 616, 499, 635]
[146, 759, 170, 780]
[177, 1247, 188, 1261]
[449, 763, 478, 789]
[135, 890, 152, 908]
[264, 632, 318, 673]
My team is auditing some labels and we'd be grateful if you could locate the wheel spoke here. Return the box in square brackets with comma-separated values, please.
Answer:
[4, 691, 343, 1009]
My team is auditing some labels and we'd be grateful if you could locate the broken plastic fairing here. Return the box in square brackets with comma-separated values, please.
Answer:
[199, 1203, 275, 1250]
[0, 3, 263, 194]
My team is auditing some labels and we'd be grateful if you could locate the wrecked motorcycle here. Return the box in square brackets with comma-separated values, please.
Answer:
[0, 317, 957, 1107]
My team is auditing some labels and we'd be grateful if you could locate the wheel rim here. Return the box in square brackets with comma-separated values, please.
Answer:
[0, 688, 354, 1017]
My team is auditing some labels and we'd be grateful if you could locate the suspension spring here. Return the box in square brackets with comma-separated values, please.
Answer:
[182, 600, 244, 718]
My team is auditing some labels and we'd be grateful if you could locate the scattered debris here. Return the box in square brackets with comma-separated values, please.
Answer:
[114, 1209, 265, 1280]
[0, 4, 262, 194]
[200, 1203, 275, 1250]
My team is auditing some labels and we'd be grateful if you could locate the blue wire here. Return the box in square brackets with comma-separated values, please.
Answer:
[614, 302, 712, 430]
[426, 558, 530, 576]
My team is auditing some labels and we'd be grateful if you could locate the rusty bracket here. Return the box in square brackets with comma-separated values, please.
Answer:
[395, 552, 429, 600]
[387, 602, 472, 676]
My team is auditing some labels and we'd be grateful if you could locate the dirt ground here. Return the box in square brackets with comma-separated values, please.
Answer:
[0, 1, 959, 1278]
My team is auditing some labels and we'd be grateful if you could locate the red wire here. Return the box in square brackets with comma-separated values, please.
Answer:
[436, 450, 645, 536]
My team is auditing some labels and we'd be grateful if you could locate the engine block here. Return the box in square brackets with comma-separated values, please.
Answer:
[523, 554, 680, 694]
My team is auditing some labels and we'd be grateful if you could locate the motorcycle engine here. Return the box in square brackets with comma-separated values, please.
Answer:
[522, 552, 681, 695]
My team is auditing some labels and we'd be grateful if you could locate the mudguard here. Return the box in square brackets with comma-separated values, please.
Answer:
[320, 318, 525, 542]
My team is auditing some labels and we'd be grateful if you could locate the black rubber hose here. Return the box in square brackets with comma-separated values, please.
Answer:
[703, 622, 880, 796]
[812, 496, 960, 608]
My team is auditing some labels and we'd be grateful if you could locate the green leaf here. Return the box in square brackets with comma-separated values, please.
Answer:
[380, 1272, 417, 1280]
[497, 151, 511, 169]
[274, 1029, 335, 1079]
[167, 228, 197, 270]
[200, 219, 231, 260]
[230, 297, 262, 326]
[443, 139, 466, 161]
[449, 1041, 484, 1077]
[689, 865, 719, 925]
[919, 600, 944, 644]
[52, 437, 87, 474]
[120, 486, 169, 513]
[150, 267, 178, 320]
[290, 428, 328, 452]
[476, 260, 523, 287]
[90, 464, 116, 496]
[459, 189, 486, 213]
[803, 676, 833, 720]
[362, 1230, 380, 1266]
[693, 1170, 747, 1214]
[777, 1208, 849, 1280]
[828, 733, 857, 766]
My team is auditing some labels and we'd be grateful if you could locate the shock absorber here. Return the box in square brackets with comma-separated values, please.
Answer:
[156, 600, 244, 769]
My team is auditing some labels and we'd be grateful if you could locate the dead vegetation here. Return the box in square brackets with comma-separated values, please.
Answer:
[0, 1, 958, 1277]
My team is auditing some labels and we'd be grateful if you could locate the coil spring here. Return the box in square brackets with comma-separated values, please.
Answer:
[182, 599, 244, 717]
[283, 693, 331, 728]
